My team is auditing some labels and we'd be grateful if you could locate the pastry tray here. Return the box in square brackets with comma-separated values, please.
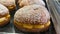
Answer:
[0, 0, 56, 34]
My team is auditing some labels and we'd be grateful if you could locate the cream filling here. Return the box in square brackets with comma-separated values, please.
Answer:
[14, 21, 50, 29]
[0, 15, 10, 23]
[7, 5, 15, 10]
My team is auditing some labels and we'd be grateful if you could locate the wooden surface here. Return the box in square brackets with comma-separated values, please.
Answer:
[46, 0, 60, 34]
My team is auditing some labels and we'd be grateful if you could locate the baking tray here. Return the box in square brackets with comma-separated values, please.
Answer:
[0, 0, 56, 34]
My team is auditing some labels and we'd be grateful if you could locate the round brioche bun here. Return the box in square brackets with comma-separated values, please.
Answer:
[0, 0, 16, 10]
[0, 4, 10, 27]
[14, 5, 50, 32]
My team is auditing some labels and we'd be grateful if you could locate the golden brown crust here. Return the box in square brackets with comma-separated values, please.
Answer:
[7, 5, 16, 10]
[0, 15, 10, 27]
[14, 20, 50, 32]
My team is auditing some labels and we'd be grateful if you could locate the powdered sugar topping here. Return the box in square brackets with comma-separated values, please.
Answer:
[0, 0, 15, 6]
[14, 5, 50, 24]
[0, 4, 9, 16]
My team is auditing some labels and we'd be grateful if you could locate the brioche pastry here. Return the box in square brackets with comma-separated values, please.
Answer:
[0, 4, 10, 26]
[14, 5, 50, 32]
[0, 0, 16, 10]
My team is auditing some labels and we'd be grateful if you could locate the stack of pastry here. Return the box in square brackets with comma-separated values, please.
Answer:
[0, 0, 50, 32]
